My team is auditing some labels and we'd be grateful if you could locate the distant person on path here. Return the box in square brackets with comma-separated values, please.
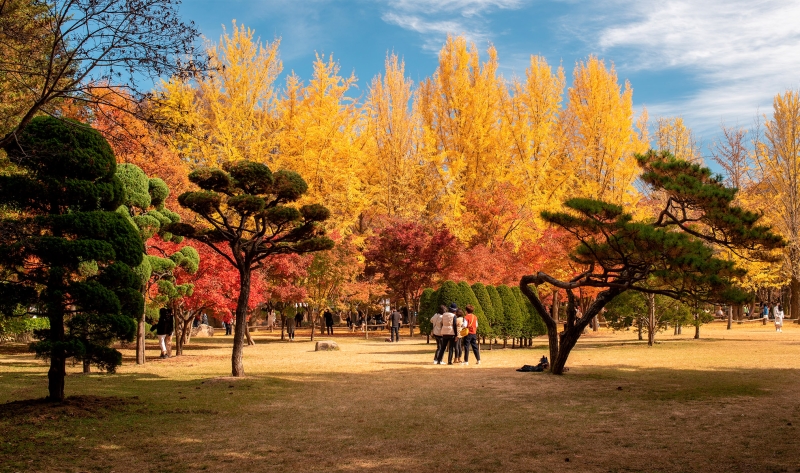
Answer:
[463, 304, 481, 365]
[390, 307, 403, 342]
[743, 304, 750, 319]
[224, 317, 232, 335]
[775, 304, 784, 332]
[431, 306, 444, 363]
[437, 303, 458, 365]
[346, 313, 352, 330]
[453, 309, 466, 363]
[295, 311, 304, 328]
[324, 309, 334, 335]
[286, 315, 296, 340]
[151, 307, 174, 358]
[762, 303, 770, 320]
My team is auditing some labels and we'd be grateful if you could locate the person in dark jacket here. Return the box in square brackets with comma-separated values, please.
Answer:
[150, 307, 174, 358]
[389, 308, 403, 342]
[324, 309, 334, 335]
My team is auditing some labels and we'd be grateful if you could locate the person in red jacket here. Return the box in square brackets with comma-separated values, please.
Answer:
[462, 304, 481, 365]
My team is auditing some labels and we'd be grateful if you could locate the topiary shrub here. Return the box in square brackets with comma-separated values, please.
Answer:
[497, 285, 523, 343]
[471, 282, 495, 339]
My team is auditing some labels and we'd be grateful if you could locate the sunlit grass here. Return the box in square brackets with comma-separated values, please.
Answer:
[1, 321, 799, 472]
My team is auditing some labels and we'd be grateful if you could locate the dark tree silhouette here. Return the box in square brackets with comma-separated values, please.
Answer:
[0, 116, 144, 401]
[0, 0, 204, 148]
[169, 161, 334, 377]
[520, 151, 784, 374]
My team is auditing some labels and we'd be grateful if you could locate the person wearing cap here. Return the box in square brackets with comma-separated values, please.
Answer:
[462, 304, 481, 365]
[437, 303, 459, 365]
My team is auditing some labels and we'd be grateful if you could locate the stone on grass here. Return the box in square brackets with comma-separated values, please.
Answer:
[191, 324, 214, 337]
[315, 341, 339, 351]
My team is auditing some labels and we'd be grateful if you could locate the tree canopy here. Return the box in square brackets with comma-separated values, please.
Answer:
[0, 116, 143, 400]
[521, 151, 784, 374]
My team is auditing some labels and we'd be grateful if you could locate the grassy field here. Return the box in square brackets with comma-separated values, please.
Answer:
[2, 321, 800, 473]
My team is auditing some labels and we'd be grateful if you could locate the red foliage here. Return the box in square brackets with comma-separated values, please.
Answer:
[365, 219, 460, 306]
[148, 236, 266, 323]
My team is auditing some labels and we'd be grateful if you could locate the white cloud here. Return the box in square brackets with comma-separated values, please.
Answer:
[380, 0, 529, 51]
[595, 0, 800, 132]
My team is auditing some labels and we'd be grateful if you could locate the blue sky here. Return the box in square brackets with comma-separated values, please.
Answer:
[179, 0, 800, 149]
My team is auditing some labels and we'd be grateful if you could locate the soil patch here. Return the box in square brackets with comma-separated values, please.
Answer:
[0, 395, 138, 424]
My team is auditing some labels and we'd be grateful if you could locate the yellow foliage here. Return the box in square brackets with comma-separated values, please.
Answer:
[155, 22, 282, 167]
[562, 56, 646, 207]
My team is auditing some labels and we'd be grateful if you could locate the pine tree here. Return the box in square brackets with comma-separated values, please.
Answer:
[521, 150, 783, 374]
[458, 281, 489, 337]
[471, 282, 495, 338]
[170, 161, 334, 376]
[418, 287, 437, 338]
[497, 285, 523, 345]
[486, 285, 504, 336]
[115, 163, 198, 362]
[436, 281, 463, 311]
[0, 116, 144, 401]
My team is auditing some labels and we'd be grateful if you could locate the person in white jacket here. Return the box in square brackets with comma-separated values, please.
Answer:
[431, 307, 444, 364]
[437, 303, 459, 365]
[774, 303, 785, 332]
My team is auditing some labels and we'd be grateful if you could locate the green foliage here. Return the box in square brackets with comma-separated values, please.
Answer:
[471, 283, 494, 338]
[0, 316, 49, 340]
[418, 288, 436, 335]
[116, 163, 151, 209]
[436, 281, 463, 312]
[457, 281, 489, 337]
[496, 285, 523, 339]
[513, 286, 546, 337]
[603, 291, 645, 331]
[0, 116, 145, 393]
[486, 285, 504, 332]
[148, 178, 169, 207]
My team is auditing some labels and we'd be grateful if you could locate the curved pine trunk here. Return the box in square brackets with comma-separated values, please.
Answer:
[232, 269, 252, 377]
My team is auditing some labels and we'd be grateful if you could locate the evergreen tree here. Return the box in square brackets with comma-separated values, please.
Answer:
[436, 281, 463, 312]
[513, 286, 546, 338]
[170, 161, 334, 377]
[115, 163, 198, 362]
[458, 281, 490, 337]
[486, 285, 504, 336]
[471, 282, 495, 338]
[520, 151, 783, 374]
[418, 287, 437, 337]
[497, 285, 523, 343]
[0, 117, 144, 401]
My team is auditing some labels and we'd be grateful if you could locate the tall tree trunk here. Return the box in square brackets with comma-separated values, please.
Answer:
[592, 316, 598, 332]
[136, 309, 146, 365]
[83, 359, 90, 374]
[694, 315, 701, 339]
[280, 315, 285, 340]
[47, 300, 66, 402]
[647, 294, 656, 347]
[232, 269, 252, 377]
[310, 310, 316, 342]
[637, 318, 643, 340]
[792, 276, 800, 322]
[244, 325, 255, 346]
[726, 305, 733, 330]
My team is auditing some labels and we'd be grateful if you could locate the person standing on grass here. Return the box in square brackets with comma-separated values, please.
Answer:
[286, 315, 296, 340]
[762, 303, 770, 320]
[152, 307, 174, 358]
[463, 304, 481, 365]
[431, 306, 444, 363]
[324, 309, 334, 335]
[295, 310, 304, 328]
[437, 303, 458, 365]
[390, 307, 403, 342]
[453, 309, 466, 363]
[775, 303, 785, 332]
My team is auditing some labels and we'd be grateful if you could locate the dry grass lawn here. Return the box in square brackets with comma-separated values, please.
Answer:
[2, 321, 800, 472]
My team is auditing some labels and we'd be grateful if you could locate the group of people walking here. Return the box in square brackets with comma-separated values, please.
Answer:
[430, 303, 481, 365]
